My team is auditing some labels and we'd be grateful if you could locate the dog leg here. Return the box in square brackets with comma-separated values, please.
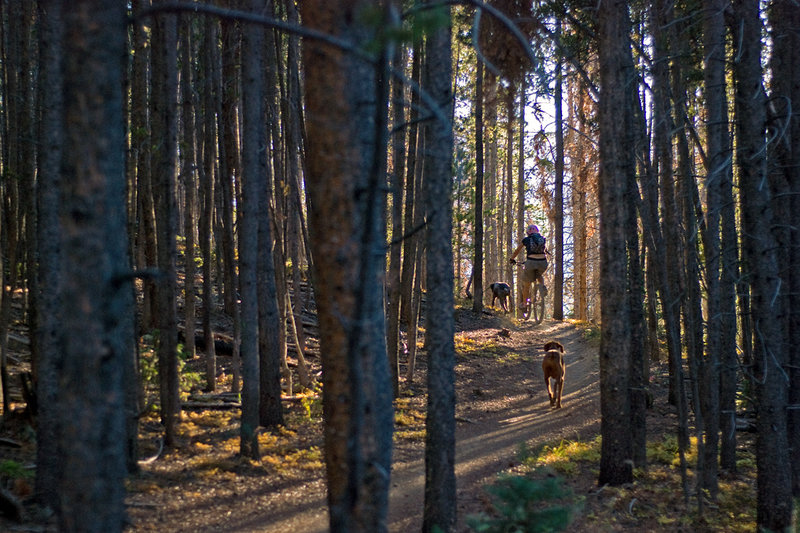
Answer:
[555, 379, 563, 408]
[545, 376, 554, 406]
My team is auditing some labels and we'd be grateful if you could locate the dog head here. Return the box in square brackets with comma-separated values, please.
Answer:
[543, 340, 564, 353]
[488, 282, 511, 296]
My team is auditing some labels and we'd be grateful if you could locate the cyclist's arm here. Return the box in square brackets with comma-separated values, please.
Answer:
[509, 243, 525, 263]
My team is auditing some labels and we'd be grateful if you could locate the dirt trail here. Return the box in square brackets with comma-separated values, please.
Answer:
[253, 318, 600, 533]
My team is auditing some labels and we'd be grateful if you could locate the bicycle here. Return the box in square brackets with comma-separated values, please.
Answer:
[529, 280, 547, 324]
[512, 260, 547, 323]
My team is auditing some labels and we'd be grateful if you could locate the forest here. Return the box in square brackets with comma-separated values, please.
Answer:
[0, 0, 797, 532]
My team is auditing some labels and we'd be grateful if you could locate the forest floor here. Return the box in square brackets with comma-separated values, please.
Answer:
[0, 302, 758, 532]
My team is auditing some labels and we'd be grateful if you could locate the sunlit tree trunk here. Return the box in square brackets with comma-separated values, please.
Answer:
[301, 2, 394, 530]
[387, 44, 406, 394]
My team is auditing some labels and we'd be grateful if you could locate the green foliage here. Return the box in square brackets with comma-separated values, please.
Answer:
[0, 459, 33, 480]
[356, 3, 450, 55]
[300, 393, 323, 420]
[467, 475, 575, 533]
[140, 331, 204, 401]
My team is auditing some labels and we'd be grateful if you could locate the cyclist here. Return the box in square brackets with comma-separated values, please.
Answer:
[509, 224, 548, 314]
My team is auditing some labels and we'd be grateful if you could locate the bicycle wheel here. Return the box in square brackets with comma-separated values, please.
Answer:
[532, 284, 546, 324]
[520, 297, 531, 320]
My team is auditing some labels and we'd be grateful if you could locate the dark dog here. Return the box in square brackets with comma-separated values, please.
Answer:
[488, 282, 511, 312]
[542, 340, 565, 408]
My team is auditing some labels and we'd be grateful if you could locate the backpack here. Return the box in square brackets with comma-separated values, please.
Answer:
[525, 233, 546, 255]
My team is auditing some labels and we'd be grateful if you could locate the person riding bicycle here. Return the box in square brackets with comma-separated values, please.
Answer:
[509, 224, 548, 313]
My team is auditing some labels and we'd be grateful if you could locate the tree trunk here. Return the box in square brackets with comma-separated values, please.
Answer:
[387, 45, 406, 394]
[238, 0, 266, 459]
[422, 6, 456, 531]
[132, 0, 158, 333]
[180, 20, 198, 363]
[699, 0, 728, 497]
[219, 12, 241, 393]
[283, 0, 310, 390]
[151, 3, 181, 446]
[647, 2, 691, 501]
[34, 0, 63, 510]
[732, 1, 792, 528]
[58, 2, 131, 529]
[405, 130, 426, 384]
[669, 3, 707, 509]
[300, 2, 394, 530]
[568, 82, 589, 322]
[257, 0, 285, 427]
[553, 20, 564, 320]
[402, 44, 423, 384]
[199, 15, 218, 393]
[472, 60, 485, 315]
[767, 0, 800, 497]
[629, 93, 647, 471]
[596, 0, 634, 486]
[503, 89, 514, 314]
[651, 0, 685, 409]
[485, 73, 499, 296]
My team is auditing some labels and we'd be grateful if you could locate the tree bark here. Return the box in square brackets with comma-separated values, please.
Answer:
[596, 0, 634, 486]
[58, 2, 131, 529]
[767, 0, 800, 497]
[199, 15, 218, 392]
[34, 0, 63, 510]
[180, 20, 198, 363]
[553, 20, 564, 320]
[219, 10, 241, 393]
[151, 2, 181, 446]
[300, 2, 394, 530]
[402, 44, 423, 384]
[732, 1, 792, 528]
[258, 0, 285, 428]
[238, 0, 267, 459]
[422, 6, 456, 531]
[387, 45, 406, 394]
[472, 60, 485, 315]
[699, 0, 728, 497]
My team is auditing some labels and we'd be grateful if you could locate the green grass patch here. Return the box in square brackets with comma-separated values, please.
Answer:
[519, 437, 601, 476]
[566, 319, 600, 345]
[647, 434, 699, 467]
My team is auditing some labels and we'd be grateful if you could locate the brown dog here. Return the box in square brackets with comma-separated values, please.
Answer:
[542, 340, 565, 408]
[488, 282, 511, 312]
